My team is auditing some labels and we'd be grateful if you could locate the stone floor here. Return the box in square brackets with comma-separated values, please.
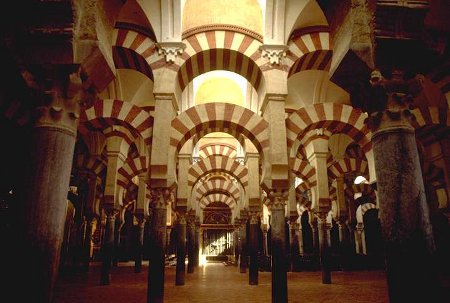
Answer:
[54, 262, 390, 303]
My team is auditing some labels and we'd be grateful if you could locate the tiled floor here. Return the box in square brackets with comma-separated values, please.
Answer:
[54, 262, 389, 303]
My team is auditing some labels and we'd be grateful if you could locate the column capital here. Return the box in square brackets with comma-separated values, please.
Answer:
[366, 69, 425, 133]
[267, 189, 289, 211]
[259, 44, 288, 65]
[33, 70, 83, 136]
[248, 211, 261, 224]
[149, 188, 173, 209]
[156, 42, 186, 63]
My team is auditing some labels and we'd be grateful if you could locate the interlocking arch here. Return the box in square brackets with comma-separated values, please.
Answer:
[79, 99, 153, 145]
[188, 155, 248, 188]
[286, 103, 371, 155]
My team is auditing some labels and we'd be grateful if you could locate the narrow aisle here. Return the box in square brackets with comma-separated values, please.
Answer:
[54, 262, 388, 303]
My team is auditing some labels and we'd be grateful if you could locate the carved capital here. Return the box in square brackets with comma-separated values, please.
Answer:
[103, 207, 119, 220]
[367, 69, 425, 127]
[156, 42, 186, 63]
[267, 189, 289, 210]
[34, 71, 83, 135]
[248, 211, 260, 224]
[149, 188, 172, 209]
[259, 44, 288, 65]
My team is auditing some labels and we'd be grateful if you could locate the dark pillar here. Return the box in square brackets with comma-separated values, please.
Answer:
[175, 214, 187, 285]
[316, 212, 331, 284]
[147, 189, 169, 303]
[238, 218, 248, 273]
[187, 214, 196, 273]
[134, 215, 146, 273]
[337, 219, 350, 271]
[100, 209, 117, 285]
[20, 71, 80, 302]
[270, 194, 288, 303]
[112, 219, 123, 266]
[194, 219, 201, 267]
[288, 218, 300, 271]
[233, 225, 239, 265]
[369, 70, 437, 302]
[82, 216, 96, 272]
[248, 212, 259, 285]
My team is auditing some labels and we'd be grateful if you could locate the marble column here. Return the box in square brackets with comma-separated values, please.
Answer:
[134, 215, 146, 273]
[112, 218, 124, 266]
[337, 220, 350, 270]
[100, 208, 118, 285]
[82, 216, 96, 272]
[368, 70, 437, 302]
[316, 212, 331, 284]
[248, 212, 260, 285]
[175, 214, 187, 285]
[187, 214, 196, 273]
[269, 191, 288, 303]
[238, 218, 248, 273]
[194, 219, 201, 267]
[288, 218, 300, 271]
[147, 189, 170, 303]
[20, 70, 81, 302]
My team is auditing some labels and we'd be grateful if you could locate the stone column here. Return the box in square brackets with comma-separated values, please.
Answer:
[19, 69, 81, 302]
[194, 218, 201, 267]
[261, 223, 269, 256]
[248, 211, 260, 285]
[134, 214, 146, 273]
[233, 224, 240, 265]
[337, 220, 349, 270]
[298, 224, 304, 255]
[316, 212, 331, 284]
[187, 214, 196, 273]
[100, 135, 128, 284]
[100, 208, 118, 285]
[175, 213, 187, 286]
[82, 216, 97, 272]
[355, 222, 366, 255]
[112, 218, 124, 266]
[238, 217, 248, 273]
[135, 172, 149, 273]
[147, 189, 170, 303]
[368, 70, 437, 302]
[288, 218, 300, 271]
[269, 191, 288, 303]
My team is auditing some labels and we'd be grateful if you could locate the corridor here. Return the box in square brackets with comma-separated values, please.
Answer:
[54, 263, 389, 303]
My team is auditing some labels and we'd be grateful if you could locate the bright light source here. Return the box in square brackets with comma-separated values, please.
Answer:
[354, 176, 368, 184]
[199, 254, 207, 266]
[295, 177, 304, 187]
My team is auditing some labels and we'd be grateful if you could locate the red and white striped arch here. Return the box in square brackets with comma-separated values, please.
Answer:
[327, 158, 369, 180]
[428, 65, 450, 103]
[200, 193, 236, 210]
[290, 157, 317, 185]
[296, 187, 311, 208]
[171, 103, 269, 155]
[286, 27, 332, 78]
[286, 103, 371, 154]
[410, 107, 450, 129]
[199, 143, 237, 158]
[112, 28, 165, 72]
[196, 179, 240, 202]
[79, 99, 153, 145]
[74, 154, 106, 177]
[188, 155, 248, 187]
[117, 156, 149, 189]
[356, 202, 378, 223]
[177, 30, 265, 92]
[422, 161, 446, 189]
